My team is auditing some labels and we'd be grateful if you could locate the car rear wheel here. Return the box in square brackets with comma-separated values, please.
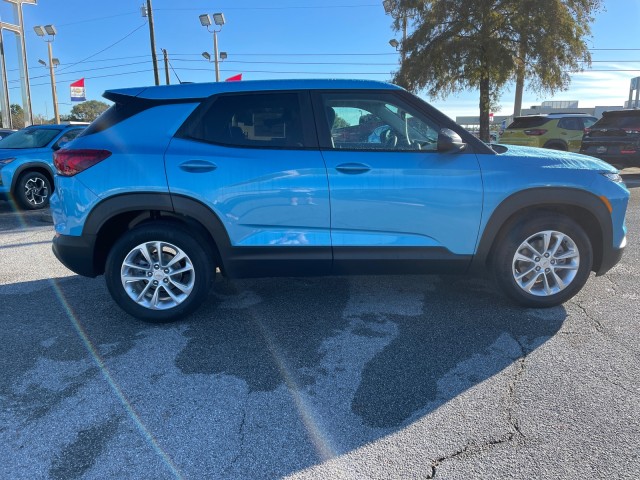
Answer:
[15, 170, 51, 210]
[492, 213, 593, 308]
[105, 222, 214, 322]
[543, 141, 567, 151]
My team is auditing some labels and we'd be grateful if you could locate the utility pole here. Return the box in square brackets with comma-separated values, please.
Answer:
[162, 49, 170, 85]
[144, 0, 160, 86]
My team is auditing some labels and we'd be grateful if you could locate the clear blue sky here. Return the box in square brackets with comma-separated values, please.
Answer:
[0, 0, 638, 120]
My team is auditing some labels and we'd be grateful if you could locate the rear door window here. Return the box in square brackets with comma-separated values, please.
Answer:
[557, 118, 583, 130]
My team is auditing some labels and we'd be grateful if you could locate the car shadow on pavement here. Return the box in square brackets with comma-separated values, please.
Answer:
[1, 273, 566, 479]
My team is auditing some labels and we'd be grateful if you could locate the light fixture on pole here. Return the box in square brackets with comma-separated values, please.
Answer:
[382, 0, 407, 63]
[199, 12, 225, 82]
[33, 23, 60, 124]
[202, 50, 228, 76]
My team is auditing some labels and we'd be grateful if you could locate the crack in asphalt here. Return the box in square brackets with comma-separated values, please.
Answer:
[602, 275, 620, 295]
[593, 371, 640, 398]
[574, 302, 640, 360]
[426, 334, 529, 478]
[222, 408, 247, 477]
[575, 302, 605, 333]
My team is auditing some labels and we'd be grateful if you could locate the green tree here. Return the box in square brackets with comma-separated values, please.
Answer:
[391, 0, 601, 141]
[10, 104, 25, 129]
[511, 0, 602, 116]
[68, 100, 109, 122]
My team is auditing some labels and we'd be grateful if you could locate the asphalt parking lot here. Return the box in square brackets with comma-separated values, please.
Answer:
[1, 175, 639, 480]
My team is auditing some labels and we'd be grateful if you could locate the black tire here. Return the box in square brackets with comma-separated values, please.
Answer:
[15, 171, 52, 210]
[543, 141, 567, 151]
[105, 221, 215, 322]
[492, 213, 593, 308]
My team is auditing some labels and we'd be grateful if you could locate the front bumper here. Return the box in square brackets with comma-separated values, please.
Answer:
[52, 233, 100, 277]
[595, 236, 626, 276]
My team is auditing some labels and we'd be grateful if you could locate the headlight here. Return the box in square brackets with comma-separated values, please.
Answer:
[601, 172, 623, 183]
[0, 157, 15, 166]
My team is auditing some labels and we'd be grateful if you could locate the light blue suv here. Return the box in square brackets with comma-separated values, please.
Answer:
[0, 124, 85, 209]
[50, 79, 629, 322]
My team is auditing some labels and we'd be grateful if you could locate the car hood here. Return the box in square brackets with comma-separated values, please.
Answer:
[493, 144, 617, 173]
[0, 147, 51, 159]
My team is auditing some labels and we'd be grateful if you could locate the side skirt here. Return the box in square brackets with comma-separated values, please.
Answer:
[223, 246, 472, 278]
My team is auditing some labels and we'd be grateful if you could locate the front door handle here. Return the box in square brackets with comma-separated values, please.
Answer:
[335, 163, 371, 174]
[179, 160, 218, 173]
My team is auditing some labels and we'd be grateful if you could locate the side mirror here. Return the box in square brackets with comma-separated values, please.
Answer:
[437, 128, 466, 153]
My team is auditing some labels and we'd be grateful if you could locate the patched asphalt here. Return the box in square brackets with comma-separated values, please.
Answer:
[1, 181, 638, 479]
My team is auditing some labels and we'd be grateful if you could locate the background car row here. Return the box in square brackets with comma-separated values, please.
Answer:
[500, 110, 640, 169]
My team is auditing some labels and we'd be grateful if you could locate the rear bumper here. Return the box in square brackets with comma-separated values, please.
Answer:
[52, 233, 99, 277]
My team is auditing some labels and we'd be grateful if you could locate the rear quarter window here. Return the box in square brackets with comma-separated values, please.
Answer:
[593, 113, 640, 129]
[177, 92, 311, 149]
[506, 117, 549, 129]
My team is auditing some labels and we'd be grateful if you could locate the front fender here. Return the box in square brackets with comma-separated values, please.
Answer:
[472, 187, 613, 273]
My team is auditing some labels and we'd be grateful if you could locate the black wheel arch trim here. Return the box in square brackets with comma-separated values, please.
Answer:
[472, 187, 614, 274]
[83, 192, 233, 274]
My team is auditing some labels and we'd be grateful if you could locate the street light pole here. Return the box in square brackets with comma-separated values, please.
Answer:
[213, 30, 220, 82]
[199, 13, 225, 82]
[46, 42, 59, 124]
[34, 25, 60, 124]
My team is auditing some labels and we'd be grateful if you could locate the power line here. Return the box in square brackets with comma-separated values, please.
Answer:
[56, 12, 140, 28]
[11, 69, 155, 90]
[10, 61, 153, 83]
[170, 58, 397, 66]
[56, 22, 148, 74]
[172, 67, 392, 75]
[171, 52, 399, 57]
[155, 3, 379, 11]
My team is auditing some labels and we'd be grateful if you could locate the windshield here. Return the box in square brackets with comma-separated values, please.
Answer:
[0, 128, 63, 149]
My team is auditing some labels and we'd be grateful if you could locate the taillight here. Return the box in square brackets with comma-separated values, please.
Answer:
[54, 149, 112, 176]
[524, 129, 547, 136]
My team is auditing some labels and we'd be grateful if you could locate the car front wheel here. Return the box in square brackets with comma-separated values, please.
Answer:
[15, 171, 51, 210]
[105, 222, 214, 322]
[492, 213, 593, 308]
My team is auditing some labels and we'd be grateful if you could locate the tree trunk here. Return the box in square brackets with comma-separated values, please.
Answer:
[513, 40, 526, 117]
[479, 75, 490, 143]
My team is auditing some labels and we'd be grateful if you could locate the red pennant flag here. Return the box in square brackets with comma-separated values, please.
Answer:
[225, 74, 242, 82]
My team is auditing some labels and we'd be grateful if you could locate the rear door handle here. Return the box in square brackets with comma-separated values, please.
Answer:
[335, 163, 371, 174]
[179, 160, 218, 173]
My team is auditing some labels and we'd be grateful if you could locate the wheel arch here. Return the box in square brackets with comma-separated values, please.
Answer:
[83, 193, 231, 276]
[472, 187, 612, 274]
[11, 162, 55, 193]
